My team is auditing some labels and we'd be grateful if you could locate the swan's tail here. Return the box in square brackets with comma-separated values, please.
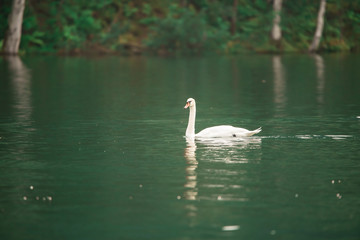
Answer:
[247, 127, 262, 137]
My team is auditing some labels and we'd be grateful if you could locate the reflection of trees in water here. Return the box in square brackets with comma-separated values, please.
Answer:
[1, 56, 36, 205]
[313, 54, 325, 105]
[272, 55, 286, 114]
[7, 56, 32, 123]
[5, 56, 34, 158]
[272, 54, 327, 113]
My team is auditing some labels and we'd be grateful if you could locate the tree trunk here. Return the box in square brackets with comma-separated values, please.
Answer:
[231, 0, 238, 35]
[309, 0, 326, 52]
[2, 0, 26, 55]
[271, 0, 282, 41]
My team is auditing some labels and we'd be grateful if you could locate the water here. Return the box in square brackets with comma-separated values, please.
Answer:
[0, 54, 359, 240]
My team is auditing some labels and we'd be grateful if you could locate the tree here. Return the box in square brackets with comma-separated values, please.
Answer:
[230, 0, 238, 35]
[271, 0, 282, 41]
[309, 0, 326, 52]
[2, 0, 26, 55]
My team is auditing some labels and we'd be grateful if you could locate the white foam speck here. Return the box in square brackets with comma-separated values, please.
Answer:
[325, 135, 352, 140]
[336, 193, 342, 199]
[222, 225, 240, 231]
[296, 135, 312, 139]
[270, 230, 277, 235]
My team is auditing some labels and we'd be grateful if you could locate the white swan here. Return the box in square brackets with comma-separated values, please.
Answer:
[184, 98, 262, 138]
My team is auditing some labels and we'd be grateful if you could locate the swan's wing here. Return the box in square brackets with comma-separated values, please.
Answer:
[196, 125, 242, 138]
[196, 125, 261, 138]
[196, 125, 233, 138]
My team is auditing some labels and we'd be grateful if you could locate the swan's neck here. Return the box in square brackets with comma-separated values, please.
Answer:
[186, 105, 196, 137]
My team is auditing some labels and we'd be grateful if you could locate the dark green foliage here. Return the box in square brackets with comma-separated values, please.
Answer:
[145, 4, 230, 53]
[234, 0, 273, 51]
[1, 0, 360, 54]
[0, 0, 12, 49]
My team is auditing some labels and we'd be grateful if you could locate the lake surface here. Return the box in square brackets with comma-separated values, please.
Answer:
[0, 54, 359, 240]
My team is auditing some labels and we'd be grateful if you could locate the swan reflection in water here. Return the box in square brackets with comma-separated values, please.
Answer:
[183, 136, 262, 202]
[184, 138, 198, 201]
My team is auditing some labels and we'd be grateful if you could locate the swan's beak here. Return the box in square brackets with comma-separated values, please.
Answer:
[184, 102, 190, 109]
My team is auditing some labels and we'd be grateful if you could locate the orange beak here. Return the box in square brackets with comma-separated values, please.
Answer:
[184, 102, 190, 109]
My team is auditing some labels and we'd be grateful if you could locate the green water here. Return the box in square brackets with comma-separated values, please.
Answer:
[0, 54, 359, 240]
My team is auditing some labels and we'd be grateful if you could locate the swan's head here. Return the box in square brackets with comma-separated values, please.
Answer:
[184, 98, 195, 109]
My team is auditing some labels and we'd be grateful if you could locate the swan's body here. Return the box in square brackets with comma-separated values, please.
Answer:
[196, 125, 261, 138]
[184, 98, 261, 138]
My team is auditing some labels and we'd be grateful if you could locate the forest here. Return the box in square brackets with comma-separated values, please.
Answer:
[1, 0, 360, 55]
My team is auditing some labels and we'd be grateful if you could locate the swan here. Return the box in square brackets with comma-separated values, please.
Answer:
[184, 98, 262, 138]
